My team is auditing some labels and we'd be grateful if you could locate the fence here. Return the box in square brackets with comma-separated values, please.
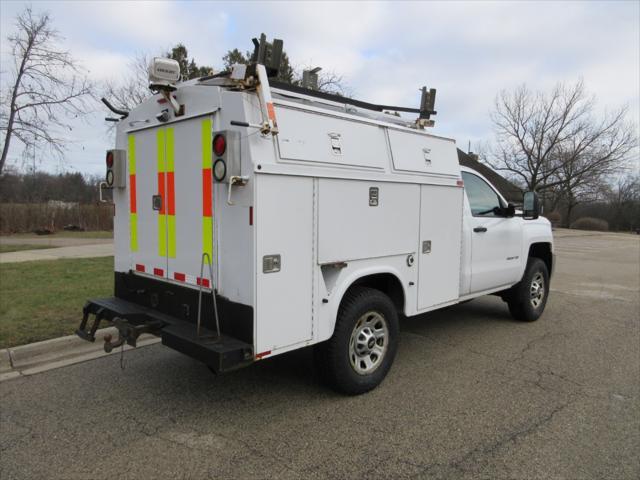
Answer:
[0, 203, 113, 234]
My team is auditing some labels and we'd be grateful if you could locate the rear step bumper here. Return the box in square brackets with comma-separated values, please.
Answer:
[77, 297, 254, 373]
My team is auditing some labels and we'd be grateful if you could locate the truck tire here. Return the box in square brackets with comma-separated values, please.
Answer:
[314, 287, 399, 395]
[507, 258, 549, 322]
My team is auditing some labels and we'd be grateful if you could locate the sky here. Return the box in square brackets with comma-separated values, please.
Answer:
[1, 0, 639, 175]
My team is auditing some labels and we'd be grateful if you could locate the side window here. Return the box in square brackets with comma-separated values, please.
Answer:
[461, 171, 503, 216]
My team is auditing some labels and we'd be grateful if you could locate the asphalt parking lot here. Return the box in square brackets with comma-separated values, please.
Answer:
[1, 230, 638, 479]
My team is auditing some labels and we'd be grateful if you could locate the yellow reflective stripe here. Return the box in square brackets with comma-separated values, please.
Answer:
[201, 119, 212, 169]
[167, 215, 176, 258]
[157, 130, 167, 257]
[128, 135, 136, 174]
[130, 213, 138, 251]
[166, 128, 174, 173]
[202, 216, 212, 264]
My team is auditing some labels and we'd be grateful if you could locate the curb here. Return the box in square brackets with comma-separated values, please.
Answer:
[0, 328, 160, 382]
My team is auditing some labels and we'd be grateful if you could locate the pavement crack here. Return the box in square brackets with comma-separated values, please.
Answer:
[414, 400, 574, 478]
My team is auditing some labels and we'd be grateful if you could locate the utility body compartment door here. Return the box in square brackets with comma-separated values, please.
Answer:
[388, 129, 459, 177]
[417, 185, 464, 309]
[167, 117, 215, 288]
[255, 174, 313, 354]
[127, 127, 169, 278]
[318, 179, 419, 263]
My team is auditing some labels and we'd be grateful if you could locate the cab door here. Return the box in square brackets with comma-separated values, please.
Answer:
[462, 171, 522, 293]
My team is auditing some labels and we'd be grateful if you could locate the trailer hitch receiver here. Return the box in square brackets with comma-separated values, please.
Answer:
[101, 317, 163, 352]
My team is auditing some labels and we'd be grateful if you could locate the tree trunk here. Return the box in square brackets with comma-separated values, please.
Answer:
[565, 201, 577, 228]
[1, 34, 33, 175]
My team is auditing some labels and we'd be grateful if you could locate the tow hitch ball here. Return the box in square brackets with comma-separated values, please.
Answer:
[103, 332, 125, 353]
[102, 317, 136, 353]
[102, 317, 162, 353]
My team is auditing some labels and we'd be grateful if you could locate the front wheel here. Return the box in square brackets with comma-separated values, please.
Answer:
[314, 287, 399, 395]
[507, 258, 550, 322]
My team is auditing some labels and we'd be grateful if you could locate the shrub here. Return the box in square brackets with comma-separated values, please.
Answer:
[570, 217, 609, 232]
[544, 210, 562, 226]
[0, 203, 113, 234]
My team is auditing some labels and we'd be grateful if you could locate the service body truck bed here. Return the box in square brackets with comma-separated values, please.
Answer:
[79, 49, 553, 394]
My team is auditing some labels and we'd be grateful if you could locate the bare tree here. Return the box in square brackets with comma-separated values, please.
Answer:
[606, 173, 640, 231]
[302, 67, 351, 97]
[0, 7, 94, 174]
[102, 52, 152, 112]
[489, 80, 636, 196]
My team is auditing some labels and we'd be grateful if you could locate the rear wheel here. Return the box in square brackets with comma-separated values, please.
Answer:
[314, 287, 399, 395]
[507, 258, 549, 322]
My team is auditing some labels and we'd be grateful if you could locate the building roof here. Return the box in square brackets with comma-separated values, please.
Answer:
[457, 149, 523, 203]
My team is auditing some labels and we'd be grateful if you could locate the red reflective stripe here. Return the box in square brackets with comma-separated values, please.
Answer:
[197, 277, 210, 288]
[202, 168, 212, 217]
[249, 206, 253, 226]
[457, 179, 464, 187]
[256, 350, 271, 359]
[266, 102, 276, 121]
[154, 268, 164, 276]
[129, 174, 137, 213]
[135, 264, 145, 272]
[174, 272, 185, 281]
[167, 171, 175, 215]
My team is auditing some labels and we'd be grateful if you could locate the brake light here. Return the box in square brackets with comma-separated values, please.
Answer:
[213, 134, 226, 156]
[106, 151, 114, 168]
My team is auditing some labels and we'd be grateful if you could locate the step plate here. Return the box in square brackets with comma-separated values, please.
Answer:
[162, 323, 253, 373]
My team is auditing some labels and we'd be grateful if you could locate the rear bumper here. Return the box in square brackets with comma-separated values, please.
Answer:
[77, 272, 254, 373]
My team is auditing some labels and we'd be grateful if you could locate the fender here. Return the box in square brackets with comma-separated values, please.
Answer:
[317, 263, 408, 343]
[518, 220, 554, 280]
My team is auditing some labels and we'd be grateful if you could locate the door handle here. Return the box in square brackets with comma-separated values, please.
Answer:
[473, 226, 487, 233]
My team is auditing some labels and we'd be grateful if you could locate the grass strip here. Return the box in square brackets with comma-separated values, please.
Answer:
[0, 256, 113, 349]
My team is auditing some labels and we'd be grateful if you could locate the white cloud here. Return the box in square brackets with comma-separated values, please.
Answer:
[0, 0, 637, 174]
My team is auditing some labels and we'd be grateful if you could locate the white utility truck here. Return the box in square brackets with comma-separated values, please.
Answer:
[79, 36, 554, 394]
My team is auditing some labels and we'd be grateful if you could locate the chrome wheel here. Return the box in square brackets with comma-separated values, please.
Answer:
[530, 272, 545, 309]
[349, 311, 388, 375]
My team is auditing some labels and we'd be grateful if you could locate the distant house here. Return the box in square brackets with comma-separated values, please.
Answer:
[457, 149, 523, 204]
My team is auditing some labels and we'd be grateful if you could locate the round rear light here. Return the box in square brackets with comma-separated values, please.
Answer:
[106, 152, 114, 168]
[213, 159, 227, 182]
[213, 134, 226, 157]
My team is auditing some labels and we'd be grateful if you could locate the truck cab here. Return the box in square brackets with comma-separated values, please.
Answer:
[78, 46, 553, 395]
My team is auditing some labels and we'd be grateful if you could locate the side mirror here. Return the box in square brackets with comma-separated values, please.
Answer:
[523, 191, 540, 220]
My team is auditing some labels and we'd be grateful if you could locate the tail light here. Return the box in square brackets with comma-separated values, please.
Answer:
[105, 149, 126, 188]
[213, 134, 226, 156]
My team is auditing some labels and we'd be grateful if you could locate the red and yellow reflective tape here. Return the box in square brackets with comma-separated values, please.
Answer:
[128, 135, 138, 252]
[201, 119, 213, 265]
[166, 128, 176, 258]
